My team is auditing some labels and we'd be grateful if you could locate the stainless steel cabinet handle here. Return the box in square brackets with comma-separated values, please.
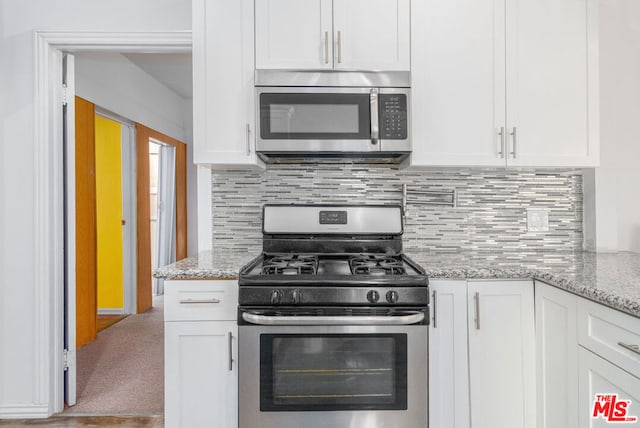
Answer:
[324, 31, 329, 64]
[475, 292, 480, 330]
[245, 123, 251, 156]
[510, 126, 517, 158]
[498, 127, 505, 158]
[337, 30, 342, 64]
[228, 332, 233, 371]
[242, 312, 425, 326]
[370, 89, 379, 145]
[618, 342, 640, 355]
[432, 290, 438, 328]
[179, 298, 221, 304]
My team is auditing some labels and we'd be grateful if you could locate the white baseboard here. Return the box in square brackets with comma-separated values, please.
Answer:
[0, 404, 51, 419]
[97, 308, 125, 315]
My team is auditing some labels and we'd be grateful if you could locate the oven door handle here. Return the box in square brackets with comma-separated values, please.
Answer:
[241, 311, 425, 326]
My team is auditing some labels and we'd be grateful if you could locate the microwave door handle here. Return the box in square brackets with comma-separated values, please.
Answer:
[242, 312, 425, 326]
[370, 89, 379, 146]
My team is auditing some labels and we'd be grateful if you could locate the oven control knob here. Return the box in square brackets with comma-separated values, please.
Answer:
[386, 290, 399, 304]
[291, 289, 302, 304]
[270, 289, 283, 305]
[367, 290, 380, 303]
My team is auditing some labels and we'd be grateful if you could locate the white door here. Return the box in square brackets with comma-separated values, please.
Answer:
[410, 0, 506, 167]
[165, 321, 238, 428]
[332, 0, 410, 71]
[505, 0, 599, 167]
[255, 0, 333, 69]
[63, 52, 77, 407]
[467, 281, 536, 428]
[193, 0, 261, 166]
[578, 347, 640, 427]
[535, 281, 579, 428]
[429, 281, 470, 428]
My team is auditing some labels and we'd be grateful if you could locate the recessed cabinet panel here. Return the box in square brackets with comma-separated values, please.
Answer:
[578, 347, 640, 428]
[506, 0, 598, 166]
[467, 281, 536, 428]
[429, 281, 470, 428]
[255, 0, 333, 70]
[410, 0, 505, 167]
[535, 281, 579, 428]
[332, 0, 410, 71]
[193, 0, 261, 166]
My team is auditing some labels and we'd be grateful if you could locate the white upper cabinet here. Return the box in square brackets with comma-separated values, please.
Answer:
[193, 0, 262, 167]
[506, 0, 599, 166]
[332, 0, 410, 70]
[411, 0, 599, 167]
[255, 0, 410, 71]
[255, 0, 333, 70]
[410, 0, 505, 166]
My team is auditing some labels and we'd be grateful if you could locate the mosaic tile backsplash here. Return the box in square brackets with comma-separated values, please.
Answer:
[211, 165, 583, 254]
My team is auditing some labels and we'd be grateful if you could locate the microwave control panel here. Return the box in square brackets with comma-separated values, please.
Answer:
[379, 94, 408, 140]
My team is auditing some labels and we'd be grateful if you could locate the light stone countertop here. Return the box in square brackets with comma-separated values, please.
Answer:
[154, 250, 640, 318]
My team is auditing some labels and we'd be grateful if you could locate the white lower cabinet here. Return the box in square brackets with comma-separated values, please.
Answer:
[429, 280, 535, 428]
[165, 280, 239, 428]
[578, 347, 640, 427]
[467, 281, 536, 428]
[429, 280, 470, 428]
[535, 281, 579, 428]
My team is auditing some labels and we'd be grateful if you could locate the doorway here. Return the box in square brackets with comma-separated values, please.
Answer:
[71, 100, 188, 415]
[34, 32, 192, 415]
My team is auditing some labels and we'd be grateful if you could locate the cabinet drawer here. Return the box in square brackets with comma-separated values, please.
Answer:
[165, 280, 238, 322]
[578, 298, 640, 379]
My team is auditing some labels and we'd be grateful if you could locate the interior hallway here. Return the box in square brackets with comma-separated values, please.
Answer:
[66, 295, 164, 416]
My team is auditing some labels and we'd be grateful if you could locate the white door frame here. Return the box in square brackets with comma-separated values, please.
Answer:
[34, 31, 191, 415]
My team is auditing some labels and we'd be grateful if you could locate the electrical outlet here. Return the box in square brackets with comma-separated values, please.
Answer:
[527, 209, 549, 232]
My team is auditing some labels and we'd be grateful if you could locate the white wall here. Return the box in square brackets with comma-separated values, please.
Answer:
[588, 0, 640, 253]
[0, 0, 190, 416]
[75, 52, 188, 143]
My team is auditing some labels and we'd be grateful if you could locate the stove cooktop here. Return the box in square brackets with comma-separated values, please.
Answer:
[245, 253, 424, 277]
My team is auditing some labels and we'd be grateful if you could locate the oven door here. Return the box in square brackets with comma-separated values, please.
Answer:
[238, 311, 427, 428]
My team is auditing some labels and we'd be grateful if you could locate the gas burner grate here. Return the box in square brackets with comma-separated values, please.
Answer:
[349, 255, 407, 276]
[261, 254, 319, 275]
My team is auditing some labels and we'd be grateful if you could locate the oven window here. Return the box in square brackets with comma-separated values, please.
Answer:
[260, 93, 371, 140]
[260, 334, 407, 412]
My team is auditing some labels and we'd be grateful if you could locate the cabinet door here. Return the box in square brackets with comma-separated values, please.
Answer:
[467, 281, 536, 428]
[578, 347, 640, 427]
[505, 0, 599, 167]
[193, 0, 261, 166]
[429, 281, 470, 428]
[165, 321, 238, 428]
[332, 0, 410, 71]
[255, 0, 333, 70]
[410, 0, 506, 167]
[535, 281, 579, 428]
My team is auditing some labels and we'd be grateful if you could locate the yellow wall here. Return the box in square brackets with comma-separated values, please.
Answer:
[95, 115, 124, 310]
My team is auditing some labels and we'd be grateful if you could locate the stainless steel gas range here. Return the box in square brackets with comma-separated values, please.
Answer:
[238, 205, 429, 428]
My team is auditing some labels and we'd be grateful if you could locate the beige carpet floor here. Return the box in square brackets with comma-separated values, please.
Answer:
[64, 295, 164, 416]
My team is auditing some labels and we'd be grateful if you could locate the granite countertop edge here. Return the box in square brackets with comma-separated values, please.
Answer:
[428, 267, 640, 318]
[154, 252, 640, 319]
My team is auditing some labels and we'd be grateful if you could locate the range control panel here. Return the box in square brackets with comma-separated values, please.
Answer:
[379, 94, 408, 140]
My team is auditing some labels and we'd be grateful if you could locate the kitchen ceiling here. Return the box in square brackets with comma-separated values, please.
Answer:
[123, 53, 193, 99]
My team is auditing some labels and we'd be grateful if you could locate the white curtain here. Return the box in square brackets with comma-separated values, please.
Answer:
[154, 143, 176, 295]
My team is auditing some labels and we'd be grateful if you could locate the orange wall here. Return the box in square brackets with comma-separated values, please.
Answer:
[95, 115, 124, 310]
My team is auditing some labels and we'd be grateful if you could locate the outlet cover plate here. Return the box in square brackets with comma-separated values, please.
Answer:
[527, 209, 549, 232]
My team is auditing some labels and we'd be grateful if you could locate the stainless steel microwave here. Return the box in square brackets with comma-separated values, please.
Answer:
[255, 72, 411, 163]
